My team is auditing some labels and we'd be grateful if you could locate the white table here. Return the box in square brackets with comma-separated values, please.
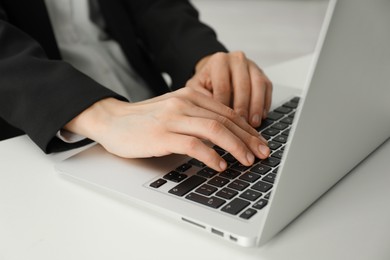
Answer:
[1, 103, 390, 260]
[2, 1, 390, 259]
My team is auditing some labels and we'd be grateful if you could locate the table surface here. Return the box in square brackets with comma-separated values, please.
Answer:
[1, 1, 390, 260]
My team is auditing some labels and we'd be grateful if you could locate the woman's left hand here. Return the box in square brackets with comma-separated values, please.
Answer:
[186, 51, 273, 128]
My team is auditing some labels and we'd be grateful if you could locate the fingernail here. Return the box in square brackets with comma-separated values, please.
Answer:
[259, 144, 270, 156]
[219, 160, 227, 171]
[252, 114, 260, 126]
[247, 152, 255, 164]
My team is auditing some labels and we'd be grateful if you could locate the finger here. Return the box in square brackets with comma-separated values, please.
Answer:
[263, 76, 273, 119]
[187, 106, 270, 159]
[230, 52, 252, 121]
[186, 89, 261, 138]
[209, 53, 231, 106]
[166, 133, 227, 172]
[185, 80, 213, 98]
[167, 116, 256, 166]
[248, 63, 268, 127]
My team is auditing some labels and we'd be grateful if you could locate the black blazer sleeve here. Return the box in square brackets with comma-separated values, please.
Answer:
[100, 0, 228, 90]
[129, 0, 228, 89]
[0, 9, 126, 153]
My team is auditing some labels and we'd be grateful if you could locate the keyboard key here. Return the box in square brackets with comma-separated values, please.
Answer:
[239, 189, 262, 201]
[188, 158, 205, 168]
[228, 180, 250, 191]
[273, 135, 288, 144]
[219, 169, 241, 179]
[262, 173, 276, 184]
[239, 172, 261, 183]
[215, 188, 238, 200]
[186, 193, 226, 209]
[208, 176, 230, 187]
[265, 192, 271, 199]
[275, 106, 292, 114]
[222, 153, 237, 164]
[256, 119, 274, 132]
[221, 198, 250, 215]
[281, 117, 294, 125]
[271, 150, 283, 159]
[213, 146, 226, 156]
[250, 164, 271, 175]
[253, 199, 268, 210]
[163, 171, 187, 182]
[266, 111, 284, 121]
[261, 157, 280, 167]
[230, 162, 251, 172]
[175, 163, 192, 172]
[283, 101, 298, 109]
[169, 175, 206, 196]
[262, 128, 280, 136]
[197, 167, 218, 178]
[195, 184, 218, 196]
[252, 180, 273, 193]
[262, 134, 271, 141]
[239, 208, 257, 219]
[291, 97, 300, 103]
[268, 141, 282, 151]
[282, 129, 291, 136]
[271, 122, 288, 130]
[149, 179, 167, 188]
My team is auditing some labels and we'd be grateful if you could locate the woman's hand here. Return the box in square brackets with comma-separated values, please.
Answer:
[186, 51, 273, 128]
[65, 88, 270, 171]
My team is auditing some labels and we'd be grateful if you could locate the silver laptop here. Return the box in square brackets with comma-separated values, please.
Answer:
[55, 0, 390, 247]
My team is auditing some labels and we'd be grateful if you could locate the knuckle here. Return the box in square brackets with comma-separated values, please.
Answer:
[165, 97, 186, 110]
[224, 106, 237, 120]
[207, 120, 224, 135]
[179, 87, 192, 96]
[232, 51, 246, 61]
[212, 52, 229, 63]
[217, 115, 231, 127]
[185, 137, 201, 152]
[235, 108, 248, 118]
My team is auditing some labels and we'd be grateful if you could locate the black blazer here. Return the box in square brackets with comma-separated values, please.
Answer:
[0, 0, 227, 152]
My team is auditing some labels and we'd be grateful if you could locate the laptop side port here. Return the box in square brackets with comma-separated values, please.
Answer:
[229, 235, 238, 242]
[181, 217, 206, 229]
[211, 228, 224, 237]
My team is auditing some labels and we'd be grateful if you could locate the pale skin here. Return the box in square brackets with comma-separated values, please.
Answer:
[65, 51, 273, 172]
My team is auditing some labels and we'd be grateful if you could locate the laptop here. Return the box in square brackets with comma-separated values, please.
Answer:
[55, 0, 390, 247]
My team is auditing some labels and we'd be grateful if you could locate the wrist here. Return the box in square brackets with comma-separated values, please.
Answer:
[64, 98, 129, 142]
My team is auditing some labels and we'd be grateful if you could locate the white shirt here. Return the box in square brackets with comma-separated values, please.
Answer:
[44, 0, 155, 142]
[44, 0, 154, 102]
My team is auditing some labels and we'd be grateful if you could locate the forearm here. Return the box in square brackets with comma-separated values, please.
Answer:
[0, 19, 126, 152]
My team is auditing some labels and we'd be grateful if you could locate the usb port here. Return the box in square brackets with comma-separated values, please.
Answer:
[229, 235, 238, 242]
[211, 228, 224, 237]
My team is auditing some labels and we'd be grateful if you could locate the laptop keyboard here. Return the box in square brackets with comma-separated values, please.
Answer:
[149, 97, 299, 220]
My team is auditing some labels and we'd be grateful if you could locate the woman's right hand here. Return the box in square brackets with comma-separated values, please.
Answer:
[64, 88, 270, 172]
